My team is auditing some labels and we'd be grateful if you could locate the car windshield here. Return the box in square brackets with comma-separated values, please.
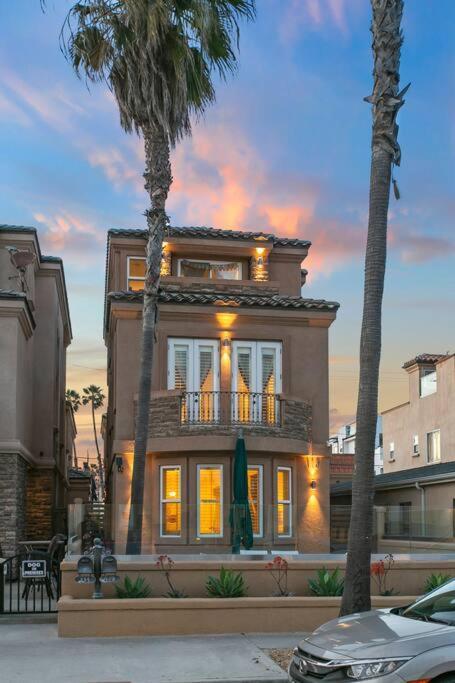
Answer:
[402, 579, 455, 626]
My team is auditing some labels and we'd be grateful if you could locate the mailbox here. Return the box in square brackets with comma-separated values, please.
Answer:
[74, 540, 119, 598]
[100, 555, 119, 584]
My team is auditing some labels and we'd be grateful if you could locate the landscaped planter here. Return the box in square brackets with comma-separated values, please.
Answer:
[57, 595, 417, 638]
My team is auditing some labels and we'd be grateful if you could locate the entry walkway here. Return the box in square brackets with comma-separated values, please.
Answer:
[0, 623, 302, 682]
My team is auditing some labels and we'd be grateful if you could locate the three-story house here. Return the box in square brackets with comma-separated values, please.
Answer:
[104, 226, 339, 553]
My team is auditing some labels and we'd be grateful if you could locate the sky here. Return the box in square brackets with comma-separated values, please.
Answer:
[1, 1, 454, 461]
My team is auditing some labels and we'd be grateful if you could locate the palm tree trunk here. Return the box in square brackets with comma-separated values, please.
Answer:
[340, 0, 405, 616]
[91, 401, 105, 496]
[126, 124, 172, 554]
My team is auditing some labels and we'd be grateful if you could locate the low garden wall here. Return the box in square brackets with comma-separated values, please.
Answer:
[60, 555, 455, 599]
[58, 595, 415, 638]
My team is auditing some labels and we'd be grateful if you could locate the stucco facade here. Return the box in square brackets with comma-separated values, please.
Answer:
[104, 226, 339, 553]
[0, 225, 73, 555]
[382, 354, 455, 473]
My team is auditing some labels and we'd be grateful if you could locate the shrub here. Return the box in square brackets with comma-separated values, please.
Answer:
[424, 573, 452, 593]
[206, 566, 247, 598]
[371, 554, 398, 596]
[265, 556, 293, 596]
[115, 576, 152, 599]
[308, 567, 344, 596]
[156, 554, 187, 598]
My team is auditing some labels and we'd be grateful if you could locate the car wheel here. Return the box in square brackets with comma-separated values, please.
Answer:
[432, 674, 455, 683]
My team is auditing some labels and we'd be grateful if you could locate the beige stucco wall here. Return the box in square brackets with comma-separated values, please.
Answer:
[58, 594, 414, 638]
[382, 356, 455, 472]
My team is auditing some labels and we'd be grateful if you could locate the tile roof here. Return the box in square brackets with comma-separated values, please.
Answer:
[402, 353, 449, 369]
[107, 288, 340, 312]
[331, 460, 455, 495]
[108, 226, 311, 249]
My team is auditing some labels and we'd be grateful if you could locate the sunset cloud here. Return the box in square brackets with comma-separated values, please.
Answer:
[33, 210, 104, 263]
[389, 229, 455, 264]
[279, 0, 360, 43]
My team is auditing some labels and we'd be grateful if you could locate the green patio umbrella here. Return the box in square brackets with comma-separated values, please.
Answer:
[230, 430, 253, 554]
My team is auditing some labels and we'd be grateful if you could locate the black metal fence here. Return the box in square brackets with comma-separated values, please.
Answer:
[0, 553, 61, 614]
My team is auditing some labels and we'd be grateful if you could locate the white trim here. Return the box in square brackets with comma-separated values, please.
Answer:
[127, 255, 146, 289]
[177, 258, 241, 280]
[197, 464, 223, 538]
[160, 465, 182, 538]
[277, 466, 292, 538]
[248, 465, 263, 538]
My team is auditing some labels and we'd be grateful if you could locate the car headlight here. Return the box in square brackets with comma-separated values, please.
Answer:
[347, 659, 410, 679]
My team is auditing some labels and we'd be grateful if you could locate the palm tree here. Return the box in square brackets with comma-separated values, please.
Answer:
[340, 0, 409, 616]
[63, 0, 255, 553]
[66, 389, 81, 467]
[82, 385, 106, 498]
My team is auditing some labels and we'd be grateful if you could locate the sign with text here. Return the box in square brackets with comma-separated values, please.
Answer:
[21, 560, 46, 578]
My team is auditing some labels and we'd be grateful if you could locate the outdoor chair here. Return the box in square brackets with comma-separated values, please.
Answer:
[21, 534, 66, 601]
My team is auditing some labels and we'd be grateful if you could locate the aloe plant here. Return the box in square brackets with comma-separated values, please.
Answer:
[308, 567, 344, 597]
[115, 576, 152, 599]
[206, 567, 247, 598]
[424, 573, 452, 593]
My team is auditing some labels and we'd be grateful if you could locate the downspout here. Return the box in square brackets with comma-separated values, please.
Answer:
[415, 481, 425, 537]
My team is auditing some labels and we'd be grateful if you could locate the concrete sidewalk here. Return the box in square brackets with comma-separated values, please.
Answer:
[0, 623, 304, 683]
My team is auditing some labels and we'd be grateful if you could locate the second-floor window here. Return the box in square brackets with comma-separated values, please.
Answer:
[389, 442, 395, 460]
[232, 341, 282, 424]
[127, 256, 146, 291]
[413, 434, 419, 456]
[178, 259, 241, 280]
[427, 430, 441, 463]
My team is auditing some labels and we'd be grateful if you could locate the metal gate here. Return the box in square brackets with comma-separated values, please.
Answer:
[0, 553, 61, 614]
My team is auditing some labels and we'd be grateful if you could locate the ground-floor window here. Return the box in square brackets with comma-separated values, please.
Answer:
[160, 466, 181, 536]
[277, 466, 292, 537]
[247, 465, 263, 537]
[197, 465, 223, 537]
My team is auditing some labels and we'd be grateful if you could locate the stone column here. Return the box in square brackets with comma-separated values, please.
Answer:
[0, 453, 27, 557]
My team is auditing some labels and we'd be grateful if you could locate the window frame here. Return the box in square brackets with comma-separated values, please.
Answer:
[159, 465, 182, 538]
[167, 338, 220, 393]
[427, 429, 441, 464]
[413, 434, 419, 456]
[197, 464, 223, 538]
[276, 466, 292, 538]
[248, 464, 263, 538]
[127, 255, 146, 290]
[177, 258, 242, 281]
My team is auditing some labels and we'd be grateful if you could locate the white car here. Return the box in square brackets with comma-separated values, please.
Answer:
[289, 579, 455, 682]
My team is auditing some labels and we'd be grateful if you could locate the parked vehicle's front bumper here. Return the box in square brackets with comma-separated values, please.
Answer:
[288, 656, 406, 683]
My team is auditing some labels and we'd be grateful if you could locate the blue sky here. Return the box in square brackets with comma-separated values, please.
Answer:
[1, 1, 454, 458]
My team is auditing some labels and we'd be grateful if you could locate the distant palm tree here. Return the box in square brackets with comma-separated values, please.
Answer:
[65, 388, 81, 467]
[63, 0, 255, 553]
[340, 0, 409, 616]
[82, 385, 106, 498]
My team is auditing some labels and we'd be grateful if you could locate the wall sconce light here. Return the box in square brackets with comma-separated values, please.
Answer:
[310, 480, 317, 490]
[222, 338, 231, 349]
[115, 456, 124, 473]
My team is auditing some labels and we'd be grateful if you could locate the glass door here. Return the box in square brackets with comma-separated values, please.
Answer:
[232, 342, 282, 424]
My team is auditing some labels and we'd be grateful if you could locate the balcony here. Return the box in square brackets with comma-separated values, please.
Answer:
[146, 390, 312, 448]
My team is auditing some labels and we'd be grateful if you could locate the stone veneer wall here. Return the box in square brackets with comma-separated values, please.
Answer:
[0, 453, 27, 557]
[25, 468, 54, 540]
[147, 394, 312, 442]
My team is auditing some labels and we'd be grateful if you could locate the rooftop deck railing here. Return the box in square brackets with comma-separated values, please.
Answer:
[180, 391, 282, 427]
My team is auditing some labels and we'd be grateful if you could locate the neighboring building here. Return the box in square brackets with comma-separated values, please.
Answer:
[330, 454, 355, 485]
[0, 225, 73, 556]
[103, 226, 339, 553]
[329, 417, 383, 475]
[331, 461, 455, 552]
[382, 354, 454, 473]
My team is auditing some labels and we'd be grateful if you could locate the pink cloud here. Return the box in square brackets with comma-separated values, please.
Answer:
[389, 229, 455, 264]
[279, 0, 357, 43]
[88, 146, 144, 193]
[33, 210, 104, 264]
